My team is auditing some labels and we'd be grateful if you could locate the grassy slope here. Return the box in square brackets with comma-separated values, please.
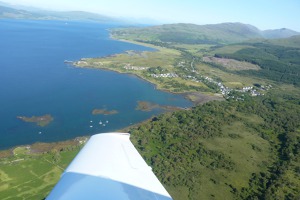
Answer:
[170, 120, 272, 200]
[268, 35, 300, 48]
[129, 89, 300, 199]
[0, 144, 83, 199]
[195, 61, 270, 88]
[111, 23, 263, 44]
[212, 42, 300, 86]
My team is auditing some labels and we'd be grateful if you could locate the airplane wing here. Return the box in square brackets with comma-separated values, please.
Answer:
[46, 132, 173, 200]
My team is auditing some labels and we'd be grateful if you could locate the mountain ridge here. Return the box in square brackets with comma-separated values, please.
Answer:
[262, 28, 300, 39]
[1, 2, 299, 40]
[112, 22, 300, 44]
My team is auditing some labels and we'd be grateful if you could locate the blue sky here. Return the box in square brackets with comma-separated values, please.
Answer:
[2, 0, 300, 31]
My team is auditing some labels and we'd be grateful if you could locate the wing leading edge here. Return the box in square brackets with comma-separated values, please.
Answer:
[46, 133, 173, 200]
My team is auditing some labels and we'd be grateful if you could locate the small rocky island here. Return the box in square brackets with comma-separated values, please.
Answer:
[92, 109, 118, 115]
[17, 114, 53, 127]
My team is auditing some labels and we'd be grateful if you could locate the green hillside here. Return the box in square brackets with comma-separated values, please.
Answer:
[112, 23, 262, 44]
[213, 41, 300, 86]
[129, 90, 300, 199]
[111, 23, 300, 45]
[268, 35, 300, 48]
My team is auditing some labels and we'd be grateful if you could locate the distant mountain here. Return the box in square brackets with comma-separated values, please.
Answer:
[0, 1, 41, 11]
[112, 23, 300, 44]
[42, 11, 121, 23]
[2, 2, 299, 43]
[262, 28, 300, 39]
[0, 4, 123, 23]
[112, 23, 262, 44]
[0, 5, 45, 19]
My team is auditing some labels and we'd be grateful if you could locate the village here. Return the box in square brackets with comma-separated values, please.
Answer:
[122, 60, 271, 100]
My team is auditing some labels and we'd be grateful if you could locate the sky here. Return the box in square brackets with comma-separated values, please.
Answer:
[2, 0, 300, 31]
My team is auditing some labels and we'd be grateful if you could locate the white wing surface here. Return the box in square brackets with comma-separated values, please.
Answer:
[46, 132, 173, 200]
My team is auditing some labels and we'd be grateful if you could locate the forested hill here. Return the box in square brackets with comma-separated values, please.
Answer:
[111, 23, 300, 44]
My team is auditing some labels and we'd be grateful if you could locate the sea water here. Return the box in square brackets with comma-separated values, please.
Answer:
[0, 19, 192, 149]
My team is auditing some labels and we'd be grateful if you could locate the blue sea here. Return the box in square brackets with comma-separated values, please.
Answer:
[0, 19, 192, 149]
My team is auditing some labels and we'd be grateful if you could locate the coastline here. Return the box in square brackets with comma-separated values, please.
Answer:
[0, 136, 88, 158]
[74, 62, 223, 105]
[109, 34, 161, 49]
[73, 37, 224, 104]
[0, 116, 153, 158]
[0, 36, 222, 155]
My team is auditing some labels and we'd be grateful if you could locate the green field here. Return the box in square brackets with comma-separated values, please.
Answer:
[0, 142, 84, 200]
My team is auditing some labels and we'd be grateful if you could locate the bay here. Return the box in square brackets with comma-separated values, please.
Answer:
[0, 19, 192, 149]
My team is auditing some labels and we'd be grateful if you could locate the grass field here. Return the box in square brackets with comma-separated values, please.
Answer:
[172, 44, 214, 54]
[0, 144, 82, 200]
[203, 56, 260, 71]
[197, 122, 271, 198]
[195, 62, 271, 88]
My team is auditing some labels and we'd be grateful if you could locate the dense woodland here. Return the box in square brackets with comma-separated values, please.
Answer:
[130, 90, 300, 199]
